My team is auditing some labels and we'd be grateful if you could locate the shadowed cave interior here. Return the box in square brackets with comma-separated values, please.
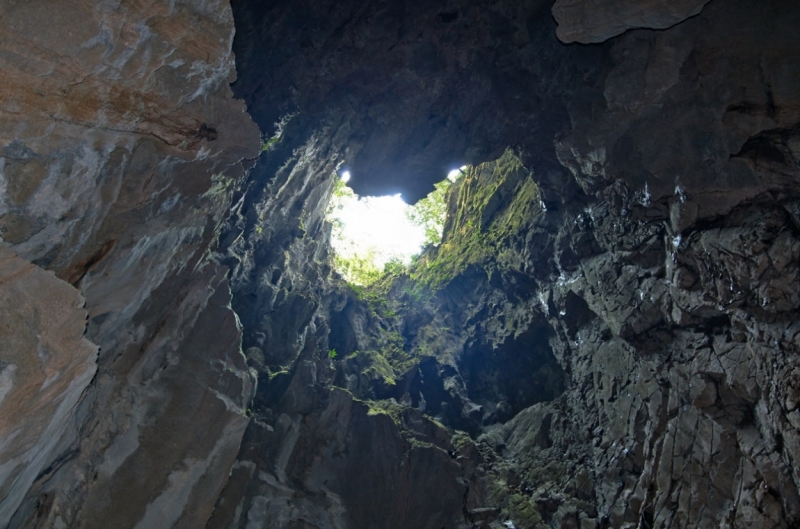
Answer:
[1, 1, 800, 528]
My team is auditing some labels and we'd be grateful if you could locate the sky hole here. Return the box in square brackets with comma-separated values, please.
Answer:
[326, 167, 465, 285]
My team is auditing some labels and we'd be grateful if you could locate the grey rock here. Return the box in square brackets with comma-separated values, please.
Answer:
[552, 0, 711, 44]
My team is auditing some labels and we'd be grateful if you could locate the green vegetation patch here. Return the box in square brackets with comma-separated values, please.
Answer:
[365, 398, 407, 423]
[351, 327, 416, 387]
[409, 149, 543, 290]
[325, 168, 461, 286]
[407, 176, 454, 246]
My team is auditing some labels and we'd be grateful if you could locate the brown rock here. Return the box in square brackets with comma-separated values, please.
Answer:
[0, 244, 98, 523]
[0, 0, 260, 526]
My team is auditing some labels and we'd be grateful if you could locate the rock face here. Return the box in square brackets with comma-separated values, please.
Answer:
[0, 245, 98, 525]
[1, 0, 800, 528]
[221, 0, 800, 527]
[0, 1, 260, 527]
[551, 0, 711, 43]
[229, 0, 609, 202]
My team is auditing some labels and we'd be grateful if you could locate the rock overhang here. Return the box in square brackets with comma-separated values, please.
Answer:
[229, 0, 612, 202]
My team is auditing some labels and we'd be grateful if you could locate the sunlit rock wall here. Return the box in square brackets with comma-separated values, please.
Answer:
[0, 245, 98, 526]
[0, 1, 260, 527]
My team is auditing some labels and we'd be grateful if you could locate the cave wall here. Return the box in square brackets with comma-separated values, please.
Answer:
[222, 0, 800, 527]
[1, 0, 799, 528]
[0, 1, 261, 527]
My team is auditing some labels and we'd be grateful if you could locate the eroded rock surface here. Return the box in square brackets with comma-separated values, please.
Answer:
[0, 0, 260, 527]
[552, 0, 711, 43]
[219, 0, 800, 527]
[1, 0, 799, 528]
[0, 245, 98, 525]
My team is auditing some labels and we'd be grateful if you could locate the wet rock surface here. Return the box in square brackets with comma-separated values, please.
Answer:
[1, 0, 799, 528]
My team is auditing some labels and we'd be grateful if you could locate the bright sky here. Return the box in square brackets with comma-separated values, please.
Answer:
[328, 167, 465, 271]
[331, 192, 426, 267]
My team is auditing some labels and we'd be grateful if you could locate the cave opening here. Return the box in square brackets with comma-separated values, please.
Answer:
[3, 0, 798, 528]
[325, 167, 465, 285]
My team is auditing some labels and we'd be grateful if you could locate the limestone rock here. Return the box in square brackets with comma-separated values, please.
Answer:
[2, 0, 800, 527]
[552, 0, 711, 43]
[0, 0, 260, 270]
[221, 1, 800, 526]
[0, 0, 261, 527]
[0, 244, 98, 525]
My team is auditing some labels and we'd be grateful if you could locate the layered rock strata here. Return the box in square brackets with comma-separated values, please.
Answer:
[0, 245, 98, 525]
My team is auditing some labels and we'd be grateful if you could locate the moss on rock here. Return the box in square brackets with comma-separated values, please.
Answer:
[409, 149, 545, 290]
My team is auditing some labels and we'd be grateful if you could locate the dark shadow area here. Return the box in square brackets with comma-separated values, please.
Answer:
[462, 324, 566, 426]
[229, 0, 610, 202]
[328, 302, 359, 358]
[563, 291, 598, 339]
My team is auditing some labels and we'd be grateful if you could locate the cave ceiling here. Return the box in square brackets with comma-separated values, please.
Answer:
[231, 0, 609, 202]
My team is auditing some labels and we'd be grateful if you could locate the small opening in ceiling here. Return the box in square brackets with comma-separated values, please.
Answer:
[326, 166, 466, 286]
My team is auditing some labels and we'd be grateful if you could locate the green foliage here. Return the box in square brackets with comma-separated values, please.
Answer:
[268, 368, 290, 380]
[366, 399, 406, 424]
[408, 150, 543, 291]
[261, 135, 280, 152]
[327, 150, 540, 292]
[334, 251, 383, 286]
[325, 176, 352, 235]
[351, 272, 406, 319]
[381, 330, 415, 381]
[406, 178, 454, 246]
[325, 170, 459, 287]
[343, 283, 417, 387]
[331, 175, 352, 200]
[361, 351, 399, 386]
[383, 257, 406, 275]
[326, 175, 383, 285]
[353, 329, 415, 387]
[201, 173, 233, 202]
[410, 221, 487, 289]
[400, 280, 430, 303]
[328, 348, 338, 359]
[261, 112, 296, 152]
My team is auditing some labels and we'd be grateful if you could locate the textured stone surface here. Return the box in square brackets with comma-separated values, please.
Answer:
[0, 0, 260, 527]
[1, 0, 800, 528]
[0, 0, 259, 269]
[221, 0, 800, 526]
[230, 0, 609, 202]
[0, 245, 98, 525]
[208, 386, 475, 529]
[552, 0, 711, 43]
[65, 269, 254, 529]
